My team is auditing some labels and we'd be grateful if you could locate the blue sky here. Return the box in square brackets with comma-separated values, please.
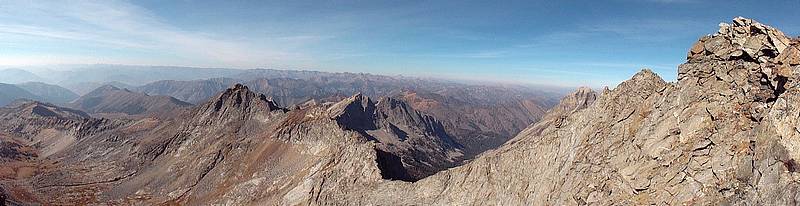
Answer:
[1, 0, 798, 87]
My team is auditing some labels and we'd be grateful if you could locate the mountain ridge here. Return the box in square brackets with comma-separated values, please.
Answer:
[69, 84, 192, 119]
[0, 83, 42, 107]
[14, 82, 79, 105]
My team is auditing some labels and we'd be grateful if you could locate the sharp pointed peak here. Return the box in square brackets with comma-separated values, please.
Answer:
[609, 68, 667, 95]
[202, 83, 283, 114]
[629, 68, 664, 83]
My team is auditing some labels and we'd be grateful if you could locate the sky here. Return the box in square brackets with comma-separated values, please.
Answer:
[0, 0, 798, 87]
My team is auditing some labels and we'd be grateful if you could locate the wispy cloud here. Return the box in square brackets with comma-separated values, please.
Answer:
[0, 0, 325, 67]
[0, 24, 150, 48]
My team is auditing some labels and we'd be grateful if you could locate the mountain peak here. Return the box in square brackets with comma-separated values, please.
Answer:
[688, 17, 792, 63]
[566, 86, 597, 111]
[194, 83, 283, 123]
[327, 93, 373, 117]
[613, 69, 666, 95]
[231, 83, 247, 91]
[212, 83, 281, 111]
[376, 96, 407, 108]
[680, 17, 798, 105]
[327, 93, 377, 130]
[70, 84, 191, 117]
[630, 69, 660, 81]
[84, 84, 123, 97]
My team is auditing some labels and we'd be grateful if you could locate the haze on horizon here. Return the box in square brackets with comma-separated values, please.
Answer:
[1, 0, 798, 87]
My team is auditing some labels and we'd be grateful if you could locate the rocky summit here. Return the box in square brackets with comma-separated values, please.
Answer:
[1, 17, 799, 205]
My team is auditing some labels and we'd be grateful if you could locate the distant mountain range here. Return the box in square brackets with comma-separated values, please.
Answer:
[0, 83, 41, 106]
[0, 38, 566, 206]
[15, 82, 79, 104]
[133, 75, 560, 157]
[0, 82, 79, 106]
[0, 69, 47, 84]
[69, 85, 192, 119]
[1, 67, 563, 158]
